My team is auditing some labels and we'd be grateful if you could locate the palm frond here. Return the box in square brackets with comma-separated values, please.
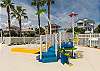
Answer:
[51, 0, 55, 4]
[21, 9, 26, 14]
[0, 0, 14, 8]
[10, 4, 14, 10]
[16, 16, 20, 21]
[24, 16, 28, 19]
[39, 0, 47, 7]
[16, 6, 22, 13]
[0, 3, 6, 7]
[11, 14, 16, 18]
[32, 0, 47, 7]
[31, 1, 37, 6]
[2, 0, 7, 5]
[21, 12, 27, 16]
[36, 9, 46, 15]
[8, 0, 11, 4]
[22, 9, 26, 12]
[11, 5, 28, 21]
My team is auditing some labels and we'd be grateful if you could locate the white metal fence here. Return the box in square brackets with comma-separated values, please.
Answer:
[1, 33, 100, 48]
[0, 34, 55, 45]
[78, 34, 100, 48]
[0, 37, 40, 45]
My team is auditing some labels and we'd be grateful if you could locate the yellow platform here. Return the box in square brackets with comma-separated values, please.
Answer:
[11, 42, 51, 54]
[11, 47, 41, 54]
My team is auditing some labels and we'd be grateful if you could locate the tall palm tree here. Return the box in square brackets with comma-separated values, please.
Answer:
[32, 0, 46, 35]
[47, 0, 55, 34]
[0, 0, 14, 37]
[11, 6, 28, 37]
[47, 0, 51, 34]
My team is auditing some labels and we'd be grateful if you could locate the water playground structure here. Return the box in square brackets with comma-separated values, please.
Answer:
[1, 11, 78, 64]
[11, 32, 77, 64]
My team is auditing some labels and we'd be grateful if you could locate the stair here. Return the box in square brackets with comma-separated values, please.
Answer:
[36, 45, 58, 63]
[40, 57, 57, 63]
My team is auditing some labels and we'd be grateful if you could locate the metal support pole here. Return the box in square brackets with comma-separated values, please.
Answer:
[1, 30, 3, 43]
[90, 33, 92, 47]
[55, 34, 58, 56]
[40, 35, 42, 60]
[59, 32, 62, 48]
[68, 12, 78, 46]
[50, 23, 52, 35]
[72, 16, 75, 46]
[71, 16, 75, 58]
[46, 34, 48, 52]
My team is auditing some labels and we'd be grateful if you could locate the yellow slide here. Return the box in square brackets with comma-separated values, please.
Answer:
[11, 42, 51, 54]
[11, 47, 41, 54]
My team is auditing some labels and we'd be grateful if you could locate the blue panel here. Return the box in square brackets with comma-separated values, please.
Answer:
[61, 41, 74, 48]
[61, 54, 69, 64]
[41, 57, 57, 63]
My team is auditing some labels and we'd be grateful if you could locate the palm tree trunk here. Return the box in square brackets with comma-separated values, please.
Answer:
[48, 0, 51, 34]
[7, 6, 11, 37]
[37, 0, 41, 35]
[19, 17, 22, 37]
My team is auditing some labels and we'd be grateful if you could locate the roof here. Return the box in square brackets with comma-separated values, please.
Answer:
[77, 19, 95, 24]
[22, 28, 33, 32]
[4, 25, 33, 32]
[89, 38, 98, 41]
[77, 20, 83, 23]
[6, 25, 20, 29]
[45, 24, 61, 28]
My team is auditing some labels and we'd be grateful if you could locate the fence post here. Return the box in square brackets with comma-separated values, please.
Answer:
[24, 36, 25, 44]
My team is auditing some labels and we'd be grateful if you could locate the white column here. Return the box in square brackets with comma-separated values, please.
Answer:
[55, 34, 58, 56]
[1, 30, 3, 43]
[72, 17, 75, 46]
[71, 16, 75, 57]
[50, 23, 52, 35]
[59, 32, 62, 48]
[90, 33, 92, 47]
[76, 34, 79, 46]
[40, 35, 42, 59]
[46, 34, 48, 52]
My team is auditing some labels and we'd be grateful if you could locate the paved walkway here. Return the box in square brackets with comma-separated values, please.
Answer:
[0, 46, 66, 71]
[0, 45, 100, 71]
[64, 46, 100, 71]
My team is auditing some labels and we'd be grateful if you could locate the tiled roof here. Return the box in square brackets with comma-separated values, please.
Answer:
[45, 24, 61, 28]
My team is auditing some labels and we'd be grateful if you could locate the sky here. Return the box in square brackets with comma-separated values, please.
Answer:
[0, 0, 100, 29]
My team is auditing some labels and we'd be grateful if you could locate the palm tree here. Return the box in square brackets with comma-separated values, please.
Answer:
[47, 0, 51, 34]
[32, 0, 46, 35]
[51, 0, 55, 4]
[0, 0, 14, 37]
[94, 24, 100, 33]
[47, 0, 55, 34]
[11, 6, 28, 37]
